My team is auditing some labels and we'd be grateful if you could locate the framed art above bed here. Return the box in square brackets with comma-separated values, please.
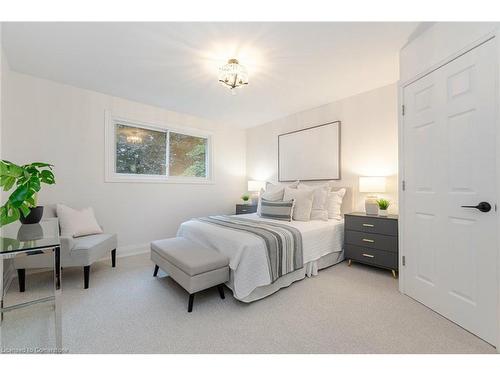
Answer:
[278, 121, 341, 181]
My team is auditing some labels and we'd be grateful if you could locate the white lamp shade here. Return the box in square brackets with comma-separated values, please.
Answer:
[359, 176, 386, 193]
[247, 180, 266, 192]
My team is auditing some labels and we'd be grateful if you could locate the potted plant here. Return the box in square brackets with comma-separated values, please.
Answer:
[0, 160, 56, 226]
[241, 193, 251, 205]
[376, 198, 390, 217]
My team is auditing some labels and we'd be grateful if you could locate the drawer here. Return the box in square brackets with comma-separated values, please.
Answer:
[345, 230, 398, 253]
[345, 244, 398, 270]
[345, 215, 398, 236]
[236, 205, 257, 215]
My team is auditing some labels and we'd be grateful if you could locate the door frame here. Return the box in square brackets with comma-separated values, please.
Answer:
[397, 29, 500, 350]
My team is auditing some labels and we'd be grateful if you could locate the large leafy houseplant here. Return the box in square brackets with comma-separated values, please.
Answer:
[0, 160, 55, 226]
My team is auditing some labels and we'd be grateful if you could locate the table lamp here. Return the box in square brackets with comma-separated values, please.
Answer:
[247, 180, 266, 204]
[359, 176, 386, 215]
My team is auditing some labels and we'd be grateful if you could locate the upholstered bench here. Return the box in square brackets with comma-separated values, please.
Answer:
[150, 237, 229, 312]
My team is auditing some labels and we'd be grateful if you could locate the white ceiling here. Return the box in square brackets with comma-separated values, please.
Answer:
[2, 22, 418, 128]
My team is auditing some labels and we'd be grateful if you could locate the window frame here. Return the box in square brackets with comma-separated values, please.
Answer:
[105, 111, 214, 184]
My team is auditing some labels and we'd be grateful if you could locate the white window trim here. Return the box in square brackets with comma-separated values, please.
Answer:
[104, 111, 214, 184]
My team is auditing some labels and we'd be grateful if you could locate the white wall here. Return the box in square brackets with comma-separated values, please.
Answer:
[246, 83, 399, 213]
[1, 22, 4, 159]
[1, 23, 16, 289]
[1, 71, 246, 255]
[400, 22, 500, 83]
[1, 23, 5, 286]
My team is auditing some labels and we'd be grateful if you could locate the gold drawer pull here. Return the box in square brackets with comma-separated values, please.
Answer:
[362, 238, 374, 243]
[362, 223, 374, 227]
[362, 253, 375, 258]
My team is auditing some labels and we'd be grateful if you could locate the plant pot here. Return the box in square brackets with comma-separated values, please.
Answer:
[242, 200, 251, 205]
[17, 223, 43, 241]
[19, 206, 44, 224]
[379, 209, 388, 217]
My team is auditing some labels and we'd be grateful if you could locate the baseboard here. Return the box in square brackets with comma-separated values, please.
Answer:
[116, 243, 149, 258]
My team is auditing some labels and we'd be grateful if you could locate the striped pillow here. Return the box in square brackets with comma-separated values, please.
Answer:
[259, 198, 295, 221]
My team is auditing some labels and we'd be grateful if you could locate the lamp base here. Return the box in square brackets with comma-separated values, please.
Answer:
[365, 197, 379, 215]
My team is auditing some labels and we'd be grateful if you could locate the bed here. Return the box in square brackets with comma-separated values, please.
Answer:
[177, 213, 345, 302]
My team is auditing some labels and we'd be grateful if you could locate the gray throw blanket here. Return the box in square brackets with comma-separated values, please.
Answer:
[196, 216, 303, 282]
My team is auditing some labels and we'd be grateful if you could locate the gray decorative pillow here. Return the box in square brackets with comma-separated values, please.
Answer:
[259, 198, 295, 221]
[257, 180, 299, 215]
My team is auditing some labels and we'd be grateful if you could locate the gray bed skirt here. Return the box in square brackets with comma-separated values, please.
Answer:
[227, 250, 345, 303]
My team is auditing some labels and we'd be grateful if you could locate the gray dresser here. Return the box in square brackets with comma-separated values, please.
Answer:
[344, 212, 399, 278]
[235, 204, 258, 215]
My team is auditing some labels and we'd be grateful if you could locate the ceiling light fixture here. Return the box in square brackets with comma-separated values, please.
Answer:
[126, 134, 143, 144]
[218, 58, 249, 94]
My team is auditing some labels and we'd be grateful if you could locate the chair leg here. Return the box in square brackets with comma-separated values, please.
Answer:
[217, 284, 225, 299]
[17, 269, 26, 293]
[188, 294, 195, 313]
[153, 265, 159, 277]
[84, 266, 90, 289]
[111, 249, 116, 268]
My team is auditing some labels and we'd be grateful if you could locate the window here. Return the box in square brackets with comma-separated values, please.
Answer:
[169, 132, 208, 178]
[116, 124, 167, 175]
[105, 113, 212, 183]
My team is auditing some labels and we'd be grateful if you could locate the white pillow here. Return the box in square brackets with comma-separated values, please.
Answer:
[257, 181, 299, 214]
[283, 186, 314, 221]
[262, 185, 286, 201]
[327, 188, 346, 220]
[298, 184, 330, 221]
[56, 204, 103, 238]
[265, 180, 299, 194]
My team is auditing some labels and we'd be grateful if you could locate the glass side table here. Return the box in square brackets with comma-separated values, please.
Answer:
[0, 218, 62, 352]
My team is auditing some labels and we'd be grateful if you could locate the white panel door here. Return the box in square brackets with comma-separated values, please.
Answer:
[403, 38, 498, 345]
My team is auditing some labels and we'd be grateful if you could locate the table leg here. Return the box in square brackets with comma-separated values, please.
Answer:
[53, 246, 62, 352]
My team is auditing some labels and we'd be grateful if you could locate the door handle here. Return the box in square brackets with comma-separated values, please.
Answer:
[461, 201, 492, 213]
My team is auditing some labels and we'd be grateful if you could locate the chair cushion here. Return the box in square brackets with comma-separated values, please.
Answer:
[14, 233, 117, 269]
[151, 238, 229, 276]
[69, 233, 117, 266]
[73, 233, 116, 250]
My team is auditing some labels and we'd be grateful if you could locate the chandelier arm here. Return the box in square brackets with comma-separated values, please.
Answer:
[232, 73, 238, 89]
[219, 80, 235, 89]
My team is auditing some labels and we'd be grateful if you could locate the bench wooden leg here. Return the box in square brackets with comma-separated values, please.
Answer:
[188, 294, 195, 313]
[84, 266, 90, 289]
[111, 249, 116, 268]
[217, 284, 225, 299]
[17, 269, 26, 293]
[153, 265, 159, 277]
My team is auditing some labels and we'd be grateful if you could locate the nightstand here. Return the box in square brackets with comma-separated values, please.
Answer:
[235, 204, 258, 215]
[344, 212, 399, 278]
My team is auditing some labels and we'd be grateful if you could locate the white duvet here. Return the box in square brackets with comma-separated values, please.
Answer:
[177, 213, 344, 300]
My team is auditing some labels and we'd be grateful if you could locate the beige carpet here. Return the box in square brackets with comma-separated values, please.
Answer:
[1, 253, 495, 354]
